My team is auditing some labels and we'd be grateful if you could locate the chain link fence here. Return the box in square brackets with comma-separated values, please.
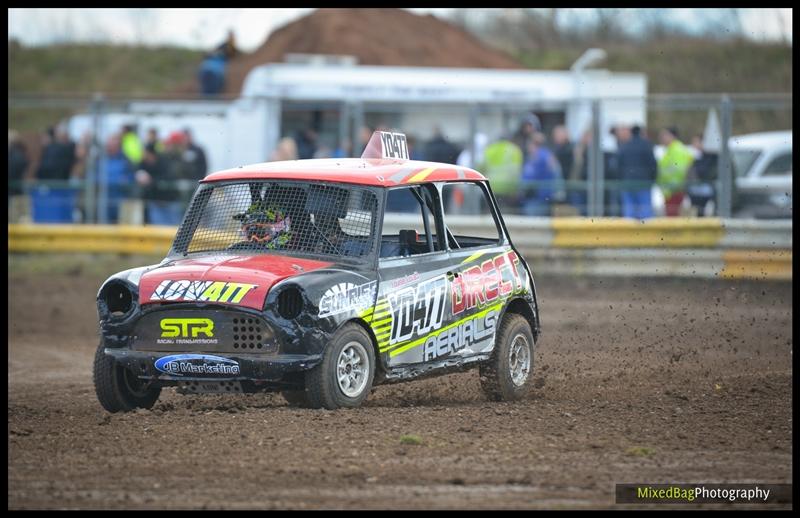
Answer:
[8, 92, 792, 224]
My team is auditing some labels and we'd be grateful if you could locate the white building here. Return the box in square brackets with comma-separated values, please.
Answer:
[69, 62, 647, 173]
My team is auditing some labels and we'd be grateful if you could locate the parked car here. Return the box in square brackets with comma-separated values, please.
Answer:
[652, 130, 792, 218]
[93, 132, 541, 411]
[730, 131, 792, 219]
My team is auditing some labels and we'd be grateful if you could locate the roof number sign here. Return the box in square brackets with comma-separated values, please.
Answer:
[379, 132, 409, 160]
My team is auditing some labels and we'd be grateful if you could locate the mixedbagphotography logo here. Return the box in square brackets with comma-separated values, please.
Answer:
[616, 484, 793, 504]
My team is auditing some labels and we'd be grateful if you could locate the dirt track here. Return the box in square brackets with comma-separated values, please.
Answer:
[8, 255, 793, 509]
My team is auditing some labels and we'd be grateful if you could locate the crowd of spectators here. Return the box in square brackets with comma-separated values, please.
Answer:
[10, 112, 713, 224]
[265, 115, 709, 219]
[462, 113, 709, 218]
[8, 124, 208, 224]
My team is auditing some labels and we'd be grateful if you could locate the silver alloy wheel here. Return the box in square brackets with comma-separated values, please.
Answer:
[508, 333, 531, 387]
[336, 341, 369, 398]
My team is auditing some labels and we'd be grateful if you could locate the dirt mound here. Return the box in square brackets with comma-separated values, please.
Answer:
[221, 8, 523, 95]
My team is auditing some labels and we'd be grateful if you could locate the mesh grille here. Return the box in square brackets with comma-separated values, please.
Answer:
[173, 181, 378, 258]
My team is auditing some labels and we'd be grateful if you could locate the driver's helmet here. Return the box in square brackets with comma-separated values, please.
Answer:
[236, 201, 292, 248]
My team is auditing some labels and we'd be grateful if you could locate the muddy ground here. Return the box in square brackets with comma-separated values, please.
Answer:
[8, 254, 793, 509]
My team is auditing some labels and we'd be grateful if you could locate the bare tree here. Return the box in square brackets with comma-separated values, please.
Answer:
[592, 8, 628, 44]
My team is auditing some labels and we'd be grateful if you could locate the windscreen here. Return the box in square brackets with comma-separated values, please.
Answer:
[732, 150, 761, 178]
[172, 181, 378, 259]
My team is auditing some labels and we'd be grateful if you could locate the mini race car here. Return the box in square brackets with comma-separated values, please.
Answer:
[93, 131, 541, 411]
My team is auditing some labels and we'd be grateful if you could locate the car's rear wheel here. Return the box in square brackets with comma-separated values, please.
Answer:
[304, 324, 375, 409]
[93, 343, 161, 412]
[479, 313, 535, 401]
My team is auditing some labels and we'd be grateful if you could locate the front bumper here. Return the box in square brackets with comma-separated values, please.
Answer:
[105, 348, 322, 382]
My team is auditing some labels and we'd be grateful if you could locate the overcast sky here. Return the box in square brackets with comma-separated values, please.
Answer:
[8, 8, 793, 51]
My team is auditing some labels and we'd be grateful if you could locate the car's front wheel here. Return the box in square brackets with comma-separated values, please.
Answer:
[93, 343, 161, 412]
[479, 313, 535, 401]
[304, 324, 375, 409]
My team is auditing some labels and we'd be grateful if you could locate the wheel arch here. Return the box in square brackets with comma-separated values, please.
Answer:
[339, 317, 385, 375]
[500, 297, 539, 341]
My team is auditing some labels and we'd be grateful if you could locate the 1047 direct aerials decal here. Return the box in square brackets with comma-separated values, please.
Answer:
[355, 250, 526, 363]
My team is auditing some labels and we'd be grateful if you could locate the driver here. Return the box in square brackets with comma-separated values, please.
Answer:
[233, 201, 293, 250]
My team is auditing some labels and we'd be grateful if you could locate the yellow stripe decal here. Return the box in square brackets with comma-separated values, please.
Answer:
[405, 167, 436, 183]
[371, 317, 392, 327]
[461, 250, 488, 264]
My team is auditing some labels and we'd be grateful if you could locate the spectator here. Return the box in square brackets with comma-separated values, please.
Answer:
[604, 127, 623, 217]
[313, 139, 334, 159]
[657, 127, 695, 217]
[70, 131, 95, 223]
[687, 133, 718, 217]
[520, 132, 564, 217]
[135, 144, 183, 225]
[617, 124, 658, 219]
[99, 134, 135, 223]
[198, 31, 237, 97]
[407, 134, 425, 161]
[270, 137, 298, 161]
[332, 137, 352, 159]
[71, 131, 94, 180]
[162, 131, 200, 205]
[448, 133, 489, 214]
[121, 124, 143, 167]
[8, 130, 29, 197]
[294, 128, 318, 160]
[551, 125, 574, 184]
[183, 128, 208, 179]
[568, 129, 592, 216]
[198, 52, 227, 96]
[511, 113, 541, 162]
[424, 127, 460, 164]
[481, 136, 523, 213]
[357, 125, 375, 156]
[145, 127, 164, 154]
[37, 126, 75, 182]
[215, 29, 239, 60]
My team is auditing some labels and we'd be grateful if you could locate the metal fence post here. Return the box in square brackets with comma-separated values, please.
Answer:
[339, 102, 350, 155]
[469, 104, 479, 168]
[589, 99, 604, 217]
[91, 93, 107, 224]
[717, 95, 733, 218]
[352, 102, 364, 156]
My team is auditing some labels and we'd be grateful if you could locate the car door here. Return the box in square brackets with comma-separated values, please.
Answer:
[371, 184, 454, 369]
[434, 180, 526, 361]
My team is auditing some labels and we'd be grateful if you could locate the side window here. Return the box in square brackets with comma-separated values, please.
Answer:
[763, 153, 792, 176]
[380, 185, 442, 258]
[441, 182, 502, 249]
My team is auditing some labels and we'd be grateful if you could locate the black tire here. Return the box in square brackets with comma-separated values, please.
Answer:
[281, 389, 311, 408]
[479, 313, 535, 401]
[304, 324, 375, 410]
[93, 343, 161, 413]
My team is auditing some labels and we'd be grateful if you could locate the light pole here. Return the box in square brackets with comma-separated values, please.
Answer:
[568, 48, 607, 143]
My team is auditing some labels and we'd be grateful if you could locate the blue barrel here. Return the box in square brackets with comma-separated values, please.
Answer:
[31, 186, 78, 223]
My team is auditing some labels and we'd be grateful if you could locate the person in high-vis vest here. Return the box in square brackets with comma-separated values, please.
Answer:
[121, 124, 143, 168]
[657, 127, 694, 217]
[480, 137, 523, 213]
